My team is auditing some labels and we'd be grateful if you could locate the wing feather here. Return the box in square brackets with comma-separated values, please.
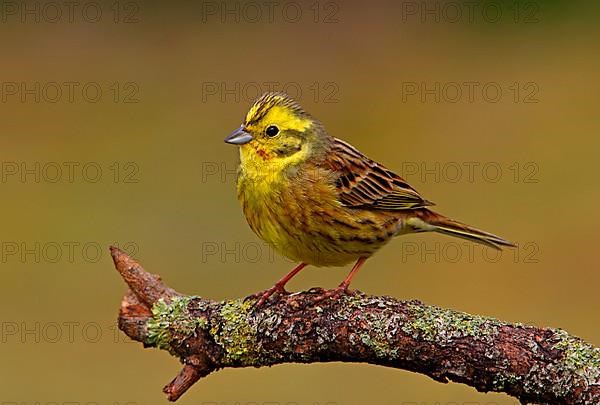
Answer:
[327, 138, 434, 210]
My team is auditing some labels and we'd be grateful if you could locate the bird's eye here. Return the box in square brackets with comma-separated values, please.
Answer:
[265, 125, 279, 137]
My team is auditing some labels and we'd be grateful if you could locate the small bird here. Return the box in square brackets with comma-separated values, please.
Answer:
[225, 92, 515, 305]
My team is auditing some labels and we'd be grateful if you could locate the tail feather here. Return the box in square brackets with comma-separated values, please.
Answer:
[406, 210, 516, 250]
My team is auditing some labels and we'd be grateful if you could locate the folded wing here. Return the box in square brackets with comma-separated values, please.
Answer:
[327, 138, 434, 210]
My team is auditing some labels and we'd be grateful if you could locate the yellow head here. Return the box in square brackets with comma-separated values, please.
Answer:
[225, 92, 330, 175]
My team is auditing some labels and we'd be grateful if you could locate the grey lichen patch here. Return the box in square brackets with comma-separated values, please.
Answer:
[336, 294, 399, 320]
[402, 302, 502, 346]
[337, 295, 404, 359]
[551, 328, 600, 386]
[146, 296, 207, 355]
[343, 295, 505, 361]
[358, 312, 401, 359]
[209, 299, 261, 366]
[492, 372, 522, 390]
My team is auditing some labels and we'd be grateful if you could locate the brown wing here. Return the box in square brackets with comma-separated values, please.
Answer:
[326, 138, 434, 210]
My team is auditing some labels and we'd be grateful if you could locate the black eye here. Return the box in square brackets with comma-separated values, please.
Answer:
[265, 125, 279, 137]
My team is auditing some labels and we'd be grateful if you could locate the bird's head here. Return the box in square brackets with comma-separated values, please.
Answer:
[225, 92, 330, 172]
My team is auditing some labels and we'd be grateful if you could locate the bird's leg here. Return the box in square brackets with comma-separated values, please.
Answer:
[255, 262, 308, 307]
[337, 256, 367, 292]
[314, 257, 367, 301]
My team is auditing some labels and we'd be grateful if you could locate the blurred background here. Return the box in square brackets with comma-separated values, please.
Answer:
[0, 0, 598, 404]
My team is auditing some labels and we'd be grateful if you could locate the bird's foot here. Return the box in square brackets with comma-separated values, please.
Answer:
[312, 284, 356, 303]
[253, 284, 289, 308]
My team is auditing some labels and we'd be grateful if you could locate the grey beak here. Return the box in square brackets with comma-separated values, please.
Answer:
[225, 125, 253, 145]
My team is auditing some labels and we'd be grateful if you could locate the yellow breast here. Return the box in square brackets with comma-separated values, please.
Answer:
[236, 152, 397, 267]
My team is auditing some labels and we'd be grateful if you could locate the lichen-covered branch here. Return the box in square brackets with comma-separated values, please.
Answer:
[110, 247, 599, 404]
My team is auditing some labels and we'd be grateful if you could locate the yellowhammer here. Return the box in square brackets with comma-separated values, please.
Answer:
[225, 92, 514, 305]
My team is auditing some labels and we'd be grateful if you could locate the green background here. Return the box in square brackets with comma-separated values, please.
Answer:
[0, 1, 598, 404]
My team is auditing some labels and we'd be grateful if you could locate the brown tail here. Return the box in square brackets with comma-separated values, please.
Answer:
[406, 209, 516, 250]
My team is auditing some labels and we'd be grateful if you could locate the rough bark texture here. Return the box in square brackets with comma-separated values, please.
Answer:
[110, 247, 599, 404]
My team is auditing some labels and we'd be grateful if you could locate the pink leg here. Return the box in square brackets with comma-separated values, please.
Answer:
[338, 256, 367, 291]
[314, 257, 368, 302]
[256, 262, 308, 307]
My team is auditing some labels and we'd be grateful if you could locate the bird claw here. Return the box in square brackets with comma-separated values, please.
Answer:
[253, 284, 289, 308]
[312, 285, 355, 303]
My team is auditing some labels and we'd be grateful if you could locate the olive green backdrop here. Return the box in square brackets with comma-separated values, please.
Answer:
[0, 1, 598, 404]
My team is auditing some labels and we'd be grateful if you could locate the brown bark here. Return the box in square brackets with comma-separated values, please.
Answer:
[110, 247, 599, 404]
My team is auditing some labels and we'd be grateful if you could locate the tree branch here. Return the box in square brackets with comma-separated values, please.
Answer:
[110, 247, 599, 404]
